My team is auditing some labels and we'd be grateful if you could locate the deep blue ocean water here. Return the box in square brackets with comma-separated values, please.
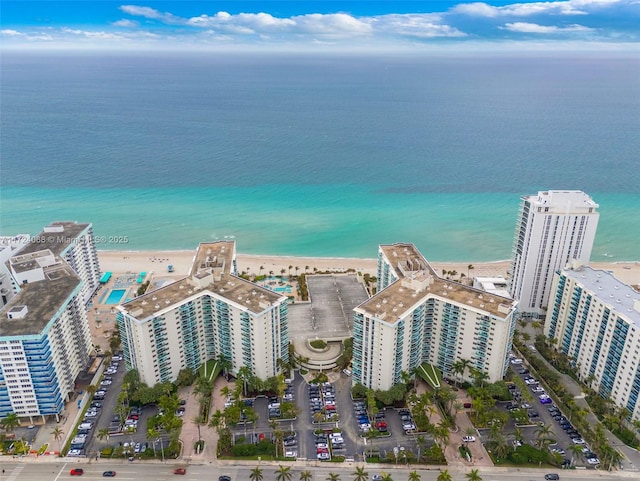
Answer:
[1, 52, 639, 261]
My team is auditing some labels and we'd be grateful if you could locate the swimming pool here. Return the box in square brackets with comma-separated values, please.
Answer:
[104, 289, 126, 305]
[273, 286, 292, 294]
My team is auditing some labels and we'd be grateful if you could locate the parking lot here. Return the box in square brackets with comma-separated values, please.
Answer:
[477, 359, 599, 469]
[288, 275, 368, 342]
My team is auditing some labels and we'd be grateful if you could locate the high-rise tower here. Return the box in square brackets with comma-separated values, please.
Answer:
[509, 190, 599, 318]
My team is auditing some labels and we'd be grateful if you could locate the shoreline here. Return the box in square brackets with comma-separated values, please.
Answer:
[96, 249, 640, 286]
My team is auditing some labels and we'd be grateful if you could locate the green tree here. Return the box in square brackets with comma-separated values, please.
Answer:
[352, 466, 368, 481]
[380, 473, 393, 481]
[275, 465, 292, 481]
[326, 473, 341, 481]
[1, 412, 20, 433]
[97, 428, 110, 442]
[437, 470, 452, 481]
[299, 471, 312, 481]
[408, 471, 421, 481]
[250, 467, 264, 481]
[465, 469, 482, 481]
[51, 427, 64, 454]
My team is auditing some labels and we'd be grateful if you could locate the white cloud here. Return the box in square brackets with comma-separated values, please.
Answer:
[1, 29, 22, 36]
[119, 5, 183, 24]
[372, 13, 467, 38]
[293, 13, 372, 35]
[112, 19, 139, 28]
[61, 27, 125, 39]
[503, 21, 595, 32]
[452, 0, 625, 17]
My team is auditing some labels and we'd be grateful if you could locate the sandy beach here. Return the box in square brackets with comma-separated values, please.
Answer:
[97, 249, 640, 287]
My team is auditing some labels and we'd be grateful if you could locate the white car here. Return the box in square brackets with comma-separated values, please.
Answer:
[587, 457, 600, 465]
[462, 436, 476, 442]
[317, 452, 330, 460]
[329, 432, 343, 439]
[572, 438, 586, 445]
[510, 358, 524, 364]
[330, 437, 344, 445]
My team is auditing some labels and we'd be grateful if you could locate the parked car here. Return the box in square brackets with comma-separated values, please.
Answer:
[462, 436, 476, 442]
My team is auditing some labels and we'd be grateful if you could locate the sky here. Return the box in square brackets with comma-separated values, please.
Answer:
[1, 1, 639, 51]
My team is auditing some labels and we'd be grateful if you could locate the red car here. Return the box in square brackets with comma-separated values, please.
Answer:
[70, 469, 84, 476]
[173, 468, 186, 475]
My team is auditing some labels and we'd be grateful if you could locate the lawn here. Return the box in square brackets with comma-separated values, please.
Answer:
[416, 363, 442, 389]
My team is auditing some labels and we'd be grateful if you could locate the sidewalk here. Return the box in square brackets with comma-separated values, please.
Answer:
[414, 379, 493, 468]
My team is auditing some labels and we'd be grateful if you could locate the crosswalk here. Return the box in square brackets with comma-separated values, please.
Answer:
[4, 464, 24, 481]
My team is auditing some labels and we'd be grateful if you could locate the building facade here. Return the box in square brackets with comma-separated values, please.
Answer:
[117, 241, 289, 386]
[509, 190, 599, 318]
[545, 264, 640, 422]
[0, 252, 92, 420]
[0, 221, 100, 420]
[353, 243, 517, 391]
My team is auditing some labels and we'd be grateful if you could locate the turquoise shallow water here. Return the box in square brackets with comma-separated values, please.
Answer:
[1, 186, 637, 261]
[1, 53, 638, 261]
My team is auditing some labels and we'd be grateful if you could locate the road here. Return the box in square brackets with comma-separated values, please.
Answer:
[0, 460, 637, 481]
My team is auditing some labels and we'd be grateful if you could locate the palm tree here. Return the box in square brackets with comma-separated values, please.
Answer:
[465, 469, 482, 481]
[380, 473, 393, 481]
[300, 471, 312, 481]
[352, 466, 368, 481]
[467, 264, 474, 280]
[437, 470, 452, 481]
[326, 473, 340, 481]
[288, 265, 293, 277]
[250, 466, 264, 481]
[275, 465, 292, 481]
[567, 443, 584, 466]
[51, 427, 64, 454]
[534, 424, 554, 448]
[408, 471, 420, 481]
[1, 412, 20, 433]
[415, 435, 428, 462]
[97, 427, 110, 442]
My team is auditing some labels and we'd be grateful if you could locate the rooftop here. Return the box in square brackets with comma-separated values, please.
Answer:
[562, 264, 640, 327]
[16, 221, 91, 257]
[121, 273, 283, 320]
[122, 240, 281, 320]
[190, 241, 235, 277]
[0, 260, 81, 337]
[359, 243, 515, 323]
[525, 190, 599, 211]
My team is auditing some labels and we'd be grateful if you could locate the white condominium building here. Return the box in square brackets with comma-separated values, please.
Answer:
[0, 250, 92, 420]
[545, 264, 640, 422]
[509, 190, 599, 318]
[353, 243, 517, 391]
[15, 222, 102, 306]
[117, 241, 289, 387]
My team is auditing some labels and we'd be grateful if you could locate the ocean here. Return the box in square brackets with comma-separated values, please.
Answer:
[1, 52, 639, 261]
